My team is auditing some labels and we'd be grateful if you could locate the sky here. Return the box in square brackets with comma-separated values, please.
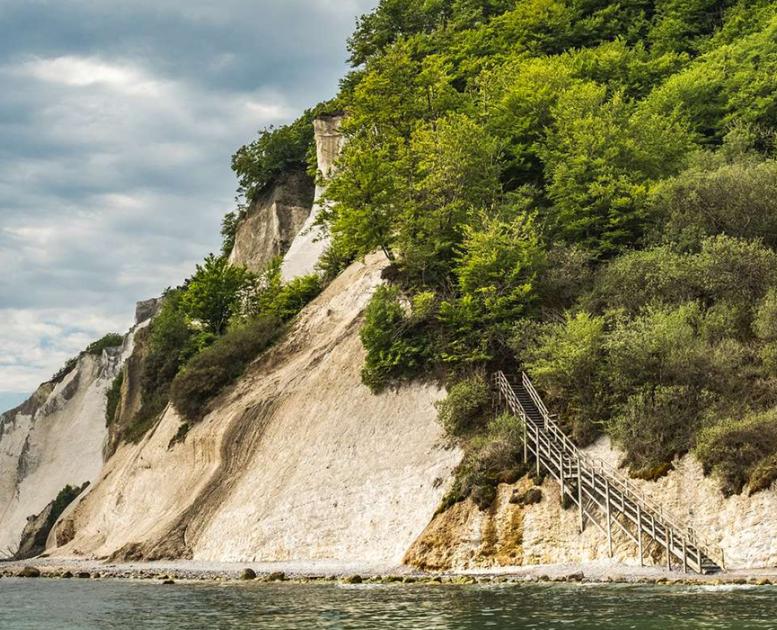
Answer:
[0, 0, 377, 412]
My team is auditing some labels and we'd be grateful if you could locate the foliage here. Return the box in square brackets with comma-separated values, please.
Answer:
[435, 375, 490, 436]
[696, 409, 777, 496]
[105, 372, 123, 426]
[521, 312, 607, 443]
[231, 110, 316, 203]
[220, 211, 240, 256]
[359, 285, 432, 391]
[170, 316, 282, 422]
[85, 333, 124, 356]
[181, 254, 255, 336]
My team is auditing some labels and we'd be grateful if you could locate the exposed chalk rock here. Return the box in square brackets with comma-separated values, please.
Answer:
[49, 253, 461, 569]
[0, 327, 142, 557]
[281, 114, 345, 281]
[228, 170, 315, 273]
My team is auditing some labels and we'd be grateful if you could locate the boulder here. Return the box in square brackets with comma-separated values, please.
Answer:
[240, 568, 257, 580]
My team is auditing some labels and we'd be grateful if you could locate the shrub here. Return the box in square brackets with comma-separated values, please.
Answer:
[609, 385, 712, 478]
[231, 110, 316, 202]
[264, 274, 322, 321]
[105, 372, 123, 425]
[655, 157, 777, 250]
[435, 375, 490, 436]
[170, 316, 282, 422]
[181, 254, 255, 335]
[85, 333, 124, 356]
[441, 413, 528, 510]
[696, 409, 777, 496]
[521, 311, 607, 443]
[360, 285, 431, 391]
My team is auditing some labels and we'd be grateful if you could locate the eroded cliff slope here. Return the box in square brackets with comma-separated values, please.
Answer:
[0, 327, 143, 556]
[49, 253, 461, 569]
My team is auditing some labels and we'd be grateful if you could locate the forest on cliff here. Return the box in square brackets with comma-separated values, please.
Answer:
[116, 0, 777, 508]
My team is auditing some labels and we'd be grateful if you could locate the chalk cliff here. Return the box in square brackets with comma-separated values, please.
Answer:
[281, 114, 344, 281]
[0, 322, 145, 556]
[49, 253, 460, 569]
[228, 170, 314, 273]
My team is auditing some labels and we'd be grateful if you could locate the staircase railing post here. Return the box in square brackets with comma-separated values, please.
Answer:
[535, 424, 541, 477]
[523, 419, 528, 464]
[667, 529, 672, 571]
[577, 456, 584, 532]
[637, 504, 643, 567]
[559, 450, 565, 505]
[682, 537, 688, 574]
[605, 478, 613, 557]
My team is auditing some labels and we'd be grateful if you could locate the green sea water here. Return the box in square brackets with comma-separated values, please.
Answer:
[1, 579, 775, 629]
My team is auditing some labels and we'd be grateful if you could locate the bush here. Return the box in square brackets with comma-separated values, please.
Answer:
[264, 274, 322, 321]
[105, 372, 123, 425]
[655, 157, 777, 250]
[360, 285, 431, 391]
[435, 375, 490, 436]
[441, 413, 528, 510]
[609, 385, 711, 478]
[696, 409, 777, 496]
[231, 110, 316, 202]
[85, 333, 124, 356]
[170, 316, 282, 422]
[521, 311, 607, 443]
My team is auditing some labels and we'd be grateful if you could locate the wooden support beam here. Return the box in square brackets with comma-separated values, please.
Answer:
[577, 457, 584, 533]
[605, 478, 613, 557]
[666, 529, 672, 571]
[523, 420, 528, 464]
[637, 504, 643, 567]
[559, 451, 565, 506]
[682, 538, 688, 574]
[535, 425, 541, 477]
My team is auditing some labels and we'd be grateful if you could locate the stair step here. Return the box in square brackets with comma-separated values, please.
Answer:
[496, 370, 723, 576]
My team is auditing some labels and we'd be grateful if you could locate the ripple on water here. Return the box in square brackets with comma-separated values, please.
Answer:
[0, 580, 776, 629]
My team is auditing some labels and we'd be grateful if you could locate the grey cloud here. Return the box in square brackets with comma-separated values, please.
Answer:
[0, 0, 378, 402]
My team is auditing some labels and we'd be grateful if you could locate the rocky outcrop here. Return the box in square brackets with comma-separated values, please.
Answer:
[406, 436, 777, 571]
[281, 114, 345, 281]
[228, 170, 315, 272]
[14, 483, 87, 560]
[0, 302, 155, 557]
[49, 253, 460, 569]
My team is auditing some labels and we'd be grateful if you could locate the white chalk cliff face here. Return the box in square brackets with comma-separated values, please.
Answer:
[50, 253, 461, 568]
[0, 328, 142, 556]
[227, 170, 315, 273]
[407, 436, 777, 572]
[281, 114, 345, 281]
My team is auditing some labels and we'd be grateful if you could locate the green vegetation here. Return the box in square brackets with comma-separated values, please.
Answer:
[286, 0, 777, 502]
[120, 252, 324, 435]
[85, 333, 123, 355]
[105, 372, 123, 425]
[170, 316, 281, 423]
[435, 375, 490, 436]
[50, 333, 124, 384]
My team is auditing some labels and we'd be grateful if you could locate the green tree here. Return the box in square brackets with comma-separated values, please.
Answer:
[181, 254, 254, 336]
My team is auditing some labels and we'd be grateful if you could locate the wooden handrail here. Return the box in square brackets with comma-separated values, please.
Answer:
[493, 370, 724, 573]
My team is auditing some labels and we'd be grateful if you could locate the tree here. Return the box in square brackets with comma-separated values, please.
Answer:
[399, 114, 502, 284]
[541, 86, 693, 256]
[181, 255, 254, 336]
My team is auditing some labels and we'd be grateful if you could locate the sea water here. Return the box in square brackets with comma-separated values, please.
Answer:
[1, 579, 775, 629]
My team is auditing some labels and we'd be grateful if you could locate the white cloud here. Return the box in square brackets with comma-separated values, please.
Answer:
[0, 0, 378, 407]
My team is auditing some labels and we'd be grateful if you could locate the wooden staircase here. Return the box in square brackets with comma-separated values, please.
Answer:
[493, 371, 724, 574]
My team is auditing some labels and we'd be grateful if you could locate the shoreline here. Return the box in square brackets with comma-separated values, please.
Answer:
[1, 558, 774, 586]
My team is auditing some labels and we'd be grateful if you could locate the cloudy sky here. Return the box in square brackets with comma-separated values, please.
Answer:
[0, 0, 376, 411]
